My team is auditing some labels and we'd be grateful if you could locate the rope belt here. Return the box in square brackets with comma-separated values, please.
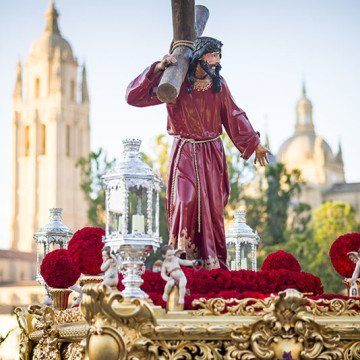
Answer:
[170, 135, 221, 233]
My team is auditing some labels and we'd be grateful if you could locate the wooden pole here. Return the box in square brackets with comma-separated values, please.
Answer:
[156, 2, 209, 103]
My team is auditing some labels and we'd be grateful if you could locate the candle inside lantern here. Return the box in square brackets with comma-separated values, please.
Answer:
[118, 215, 123, 233]
[241, 258, 247, 270]
[132, 214, 144, 233]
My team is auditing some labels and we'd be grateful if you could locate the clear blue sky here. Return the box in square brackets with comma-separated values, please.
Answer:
[0, 0, 359, 249]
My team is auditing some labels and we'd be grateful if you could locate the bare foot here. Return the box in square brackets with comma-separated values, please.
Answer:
[178, 298, 184, 304]
[163, 294, 168, 302]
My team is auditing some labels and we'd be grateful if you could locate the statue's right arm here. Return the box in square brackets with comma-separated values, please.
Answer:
[125, 62, 164, 107]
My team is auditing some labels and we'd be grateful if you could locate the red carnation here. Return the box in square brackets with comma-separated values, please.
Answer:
[40, 249, 80, 288]
[68, 227, 105, 275]
[329, 233, 360, 278]
[261, 250, 301, 272]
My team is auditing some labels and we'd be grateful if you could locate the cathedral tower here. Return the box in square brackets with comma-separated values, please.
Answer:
[10, 1, 90, 252]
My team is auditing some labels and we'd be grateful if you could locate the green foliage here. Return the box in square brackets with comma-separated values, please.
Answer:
[244, 163, 306, 247]
[308, 201, 359, 293]
[76, 148, 116, 228]
[0, 328, 15, 345]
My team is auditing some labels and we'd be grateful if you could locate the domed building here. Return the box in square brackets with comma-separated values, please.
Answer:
[277, 85, 360, 213]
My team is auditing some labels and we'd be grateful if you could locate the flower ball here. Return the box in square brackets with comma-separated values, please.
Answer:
[261, 250, 301, 272]
[329, 233, 360, 278]
[68, 227, 105, 275]
[40, 249, 80, 288]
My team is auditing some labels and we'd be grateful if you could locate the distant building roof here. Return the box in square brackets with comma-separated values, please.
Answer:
[323, 182, 360, 194]
[0, 250, 36, 261]
[0, 280, 40, 288]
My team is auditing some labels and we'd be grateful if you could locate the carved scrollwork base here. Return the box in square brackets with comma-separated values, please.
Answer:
[80, 283, 158, 360]
[224, 289, 343, 360]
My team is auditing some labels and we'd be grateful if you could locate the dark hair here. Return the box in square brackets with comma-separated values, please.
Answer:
[102, 246, 111, 257]
[161, 244, 174, 256]
[188, 37, 223, 94]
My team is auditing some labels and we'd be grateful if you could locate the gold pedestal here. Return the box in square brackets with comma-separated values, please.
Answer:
[166, 285, 184, 312]
[49, 288, 72, 311]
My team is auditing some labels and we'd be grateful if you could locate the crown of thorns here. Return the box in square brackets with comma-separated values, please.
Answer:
[193, 37, 223, 55]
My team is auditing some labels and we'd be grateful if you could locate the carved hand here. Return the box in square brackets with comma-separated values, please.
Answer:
[155, 54, 177, 73]
[254, 144, 272, 167]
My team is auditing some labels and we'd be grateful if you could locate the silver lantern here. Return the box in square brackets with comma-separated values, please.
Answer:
[101, 138, 162, 298]
[226, 210, 259, 271]
[34, 208, 74, 284]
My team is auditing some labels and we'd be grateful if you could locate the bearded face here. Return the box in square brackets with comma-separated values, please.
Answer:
[199, 51, 222, 93]
[187, 38, 223, 94]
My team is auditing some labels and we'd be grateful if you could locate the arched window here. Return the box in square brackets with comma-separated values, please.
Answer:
[35, 77, 40, 99]
[70, 79, 75, 101]
[25, 125, 30, 156]
[66, 125, 71, 156]
[40, 124, 46, 155]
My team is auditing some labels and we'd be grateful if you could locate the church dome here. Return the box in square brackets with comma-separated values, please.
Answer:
[30, 32, 74, 61]
[29, 1, 75, 61]
[277, 132, 334, 164]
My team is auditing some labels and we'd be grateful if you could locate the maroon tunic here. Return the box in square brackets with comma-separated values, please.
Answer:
[126, 62, 259, 269]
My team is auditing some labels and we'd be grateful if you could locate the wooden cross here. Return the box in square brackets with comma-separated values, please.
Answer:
[156, 0, 209, 103]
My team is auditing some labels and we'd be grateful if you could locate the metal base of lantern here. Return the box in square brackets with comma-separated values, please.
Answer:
[119, 244, 153, 299]
[50, 288, 72, 311]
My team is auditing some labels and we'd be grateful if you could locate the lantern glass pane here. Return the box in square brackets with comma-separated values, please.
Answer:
[152, 190, 157, 234]
[128, 185, 148, 234]
[108, 187, 123, 234]
[240, 242, 252, 270]
[226, 241, 236, 270]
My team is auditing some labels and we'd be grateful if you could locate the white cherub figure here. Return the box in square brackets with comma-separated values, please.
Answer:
[101, 246, 122, 287]
[346, 249, 360, 285]
[161, 245, 197, 305]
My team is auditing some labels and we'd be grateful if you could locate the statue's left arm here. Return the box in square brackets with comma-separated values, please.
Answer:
[221, 79, 270, 164]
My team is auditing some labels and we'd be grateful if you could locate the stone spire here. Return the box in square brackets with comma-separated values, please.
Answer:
[45, 0, 60, 35]
[13, 58, 22, 99]
[336, 139, 343, 163]
[81, 65, 89, 103]
[295, 82, 314, 134]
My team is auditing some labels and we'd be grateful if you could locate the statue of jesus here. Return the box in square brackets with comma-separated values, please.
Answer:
[126, 37, 270, 270]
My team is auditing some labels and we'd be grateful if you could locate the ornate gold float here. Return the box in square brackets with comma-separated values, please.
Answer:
[15, 284, 360, 359]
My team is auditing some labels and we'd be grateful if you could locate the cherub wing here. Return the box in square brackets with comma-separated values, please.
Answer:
[347, 251, 360, 264]
[174, 249, 184, 257]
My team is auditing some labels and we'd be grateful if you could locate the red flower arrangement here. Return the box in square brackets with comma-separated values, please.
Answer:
[40, 249, 80, 288]
[68, 227, 105, 275]
[116, 267, 323, 310]
[261, 250, 301, 272]
[329, 233, 360, 278]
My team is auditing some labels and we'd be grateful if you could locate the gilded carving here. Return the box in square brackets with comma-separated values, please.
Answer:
[15, 307, 35, 360]
[344, 341, 360, 360]
[55, 307, 84, 324]
[14, 287, 360, 359]
[224, 289, 343, 359]
[61, 342, 84, 360]
[306, 297, 360, 317]
[153, 340, 223, 360]
[80, 283, 158, 360]
[192, 297, 270, 316]
[28, 305, 60, 360]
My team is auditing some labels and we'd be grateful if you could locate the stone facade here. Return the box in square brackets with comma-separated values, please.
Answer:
[10, 1, 90, 253]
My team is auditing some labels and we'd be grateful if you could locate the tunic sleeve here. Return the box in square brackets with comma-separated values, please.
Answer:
[125, 62, 163, 107]
[221, 79, 260, 160]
